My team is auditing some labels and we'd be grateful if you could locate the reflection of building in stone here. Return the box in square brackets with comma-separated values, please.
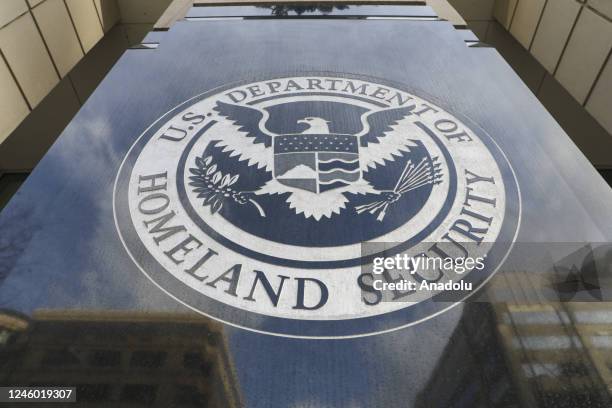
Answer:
[416, 302, 612, 408]
[0, 310, 241, 407]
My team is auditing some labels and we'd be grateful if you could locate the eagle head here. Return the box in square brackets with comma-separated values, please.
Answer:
[297, 117, 331, 134]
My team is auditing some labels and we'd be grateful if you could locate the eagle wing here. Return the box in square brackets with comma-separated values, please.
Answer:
[212, 101, 275, 171]
[357, 105, 419, 171]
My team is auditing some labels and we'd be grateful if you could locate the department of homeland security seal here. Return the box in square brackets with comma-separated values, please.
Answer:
[114, 75, 520, 338]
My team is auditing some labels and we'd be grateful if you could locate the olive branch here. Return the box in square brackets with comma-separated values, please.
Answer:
[188, 155, 266, 217]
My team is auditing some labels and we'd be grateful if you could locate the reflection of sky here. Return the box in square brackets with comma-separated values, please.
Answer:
[0, 52, 189, 313]
[0, 17, 612, 407]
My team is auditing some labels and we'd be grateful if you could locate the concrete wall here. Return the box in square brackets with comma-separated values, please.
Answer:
[0, 0, 176, 171]
[0, 0, 119, 146]
[492, 0, 612, 156]
[1, 0, 610, 173]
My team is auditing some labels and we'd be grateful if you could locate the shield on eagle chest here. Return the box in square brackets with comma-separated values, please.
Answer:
[273, 134, 361, 193]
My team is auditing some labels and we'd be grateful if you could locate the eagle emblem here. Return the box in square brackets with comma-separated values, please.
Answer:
[188, 101, 443, 221]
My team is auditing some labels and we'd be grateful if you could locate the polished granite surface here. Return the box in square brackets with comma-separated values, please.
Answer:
[1, 5, 612, 407]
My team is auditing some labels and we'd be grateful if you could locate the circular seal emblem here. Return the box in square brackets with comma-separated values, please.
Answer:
[114, 75, 520, 338]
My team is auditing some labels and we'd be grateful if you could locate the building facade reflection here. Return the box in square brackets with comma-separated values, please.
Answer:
[0, 309, 241, 407]
[416, 302, 612, 407]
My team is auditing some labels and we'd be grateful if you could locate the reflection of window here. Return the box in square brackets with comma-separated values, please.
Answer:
[89, 350, 121, 367]
[504, 311, 569, 325]
[560, 361, 589, 377]
[522, 363, 560, 378]
[76, 384, 111, 402]
[591, 335, 612, 348]
[539, 390, 605, 408]
[174, 385, 207, 407]
[41, 348, 80, 367]
[120, 384, 157, 405]
[183, 352, 203, 370]
[130, 351, 166, 368]
[512, 335, 582, 350]
[183, 352, 212, 375]
[575, 311, 612, 324]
